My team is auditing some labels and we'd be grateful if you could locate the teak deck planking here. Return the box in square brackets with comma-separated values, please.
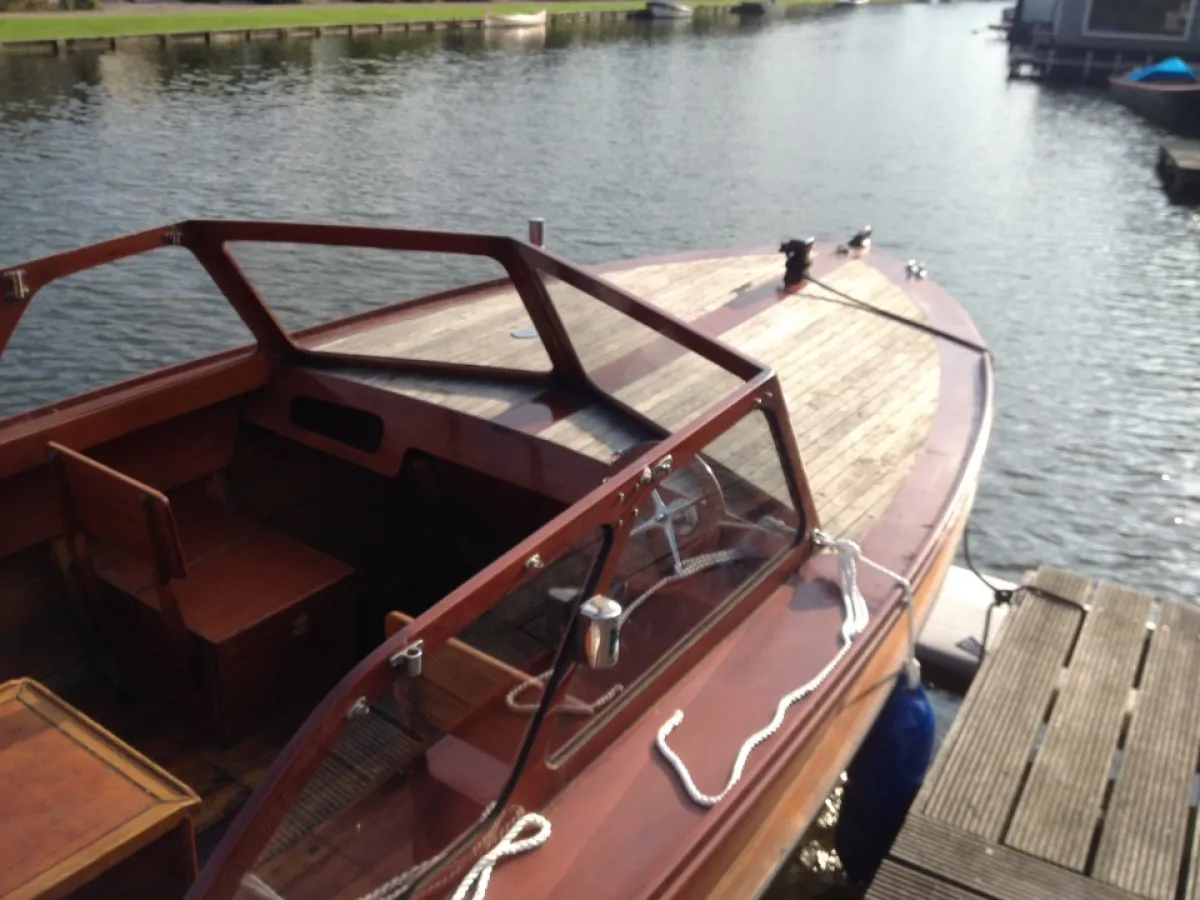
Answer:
[866, 565, 1200, 900]
[317, 252, 939, 545]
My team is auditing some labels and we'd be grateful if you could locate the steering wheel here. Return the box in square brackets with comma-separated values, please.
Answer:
[611, 442, 726, 577]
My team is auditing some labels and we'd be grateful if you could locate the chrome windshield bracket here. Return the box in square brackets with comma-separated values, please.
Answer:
[2, 270, 28, 302]
[345, 696, 371, 720]
[389, 639, 424, 677]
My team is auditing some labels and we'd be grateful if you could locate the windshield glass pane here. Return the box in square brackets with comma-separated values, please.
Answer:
[541, 410, 799, 762]
[231, 530, 606, 900]
[538, 272, 744, 432]
[224, 242, 551, 373]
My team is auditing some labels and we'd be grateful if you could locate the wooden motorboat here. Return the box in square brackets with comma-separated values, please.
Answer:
[0, 221, 992, 900]
[483, 9, 547, 28]
[1110, 57, 1200, 135]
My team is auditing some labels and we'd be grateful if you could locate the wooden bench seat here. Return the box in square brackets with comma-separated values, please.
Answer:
[47, 441, 357, 742]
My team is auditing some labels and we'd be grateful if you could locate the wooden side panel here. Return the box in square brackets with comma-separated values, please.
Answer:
[1094, 599, 1200, 900]
[88, 401, 240, 494]
[918, 566, 1088, 839]
[1005, 581, 1153, 869]
[0, 544, 64, 642]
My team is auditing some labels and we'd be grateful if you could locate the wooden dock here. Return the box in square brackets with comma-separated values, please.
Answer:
[1157, 140, 1200, 203]
[866, 565, 1200, 900]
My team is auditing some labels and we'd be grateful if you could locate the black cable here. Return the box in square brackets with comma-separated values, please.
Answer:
[800, 275, 992, 356]
[963, 523, 1089, 663]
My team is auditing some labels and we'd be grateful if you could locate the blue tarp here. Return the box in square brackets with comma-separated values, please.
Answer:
[1127, 56, 1199, 83]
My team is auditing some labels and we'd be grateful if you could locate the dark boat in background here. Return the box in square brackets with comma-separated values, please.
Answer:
[1110, 57, 1200, 135]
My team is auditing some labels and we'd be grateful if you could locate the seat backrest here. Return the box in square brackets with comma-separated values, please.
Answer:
[46, 441, 186, 585]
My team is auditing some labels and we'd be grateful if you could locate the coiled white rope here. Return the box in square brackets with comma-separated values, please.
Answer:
[505, 548, 743, 716]
[656, 529, 916, 808]
[450, 812, 552, 900]
[348, 858, 436, 900]
[342, 808, 547, 900]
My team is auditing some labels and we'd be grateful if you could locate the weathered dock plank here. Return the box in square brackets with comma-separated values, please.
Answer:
[888, 814, 1143, 900]
[918, 566, 1087, 839]
[866, 859, 978, 900]
[1093, 599, 1200, 900]
[1006, 581, 1153, 870]
[868, 566, 1200, 900]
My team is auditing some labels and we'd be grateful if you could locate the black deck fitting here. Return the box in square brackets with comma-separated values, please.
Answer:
[780, 237, 815, 288]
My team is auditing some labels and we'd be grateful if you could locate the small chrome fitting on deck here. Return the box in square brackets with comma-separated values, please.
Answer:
[528, 217, 546, 247]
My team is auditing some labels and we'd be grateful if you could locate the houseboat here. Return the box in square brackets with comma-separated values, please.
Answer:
[0, 220, 991, 900]
[1008, 0, 1200, 83]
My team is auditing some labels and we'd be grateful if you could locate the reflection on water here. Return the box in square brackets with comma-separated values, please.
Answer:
[0, 6, 1198, 891]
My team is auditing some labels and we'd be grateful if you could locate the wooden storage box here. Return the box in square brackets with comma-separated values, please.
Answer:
[0, 679, 200, 900]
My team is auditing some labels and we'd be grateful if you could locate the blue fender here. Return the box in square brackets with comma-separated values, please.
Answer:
[834, 672, 935, 883]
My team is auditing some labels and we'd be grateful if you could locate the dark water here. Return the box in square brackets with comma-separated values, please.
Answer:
[0, 5, 1197, 891]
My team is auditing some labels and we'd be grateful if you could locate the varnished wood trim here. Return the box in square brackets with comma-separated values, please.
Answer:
[0, 352, 269, 482]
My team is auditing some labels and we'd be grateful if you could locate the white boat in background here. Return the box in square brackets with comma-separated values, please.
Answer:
[483, 9, 548, 27]
[645, 0, 693, 18]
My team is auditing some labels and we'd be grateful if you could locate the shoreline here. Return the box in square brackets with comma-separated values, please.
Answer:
[0, 0, 863, 50]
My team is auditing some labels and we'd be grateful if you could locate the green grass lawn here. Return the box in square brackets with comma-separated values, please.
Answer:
[0, 0, 834, 43]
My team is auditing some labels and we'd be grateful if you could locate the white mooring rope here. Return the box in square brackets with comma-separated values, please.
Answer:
[655, 529, 916, 808]
[505, 548, 744, 717]
[341, 810, 549, 900]
[449, 812, 552, 900]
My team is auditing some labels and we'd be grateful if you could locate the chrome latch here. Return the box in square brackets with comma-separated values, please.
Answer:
[652, 455, 673, 480]
[578, 595, 622, 669]
[389, 640, 424, 677]
[2, 270, 28, 302]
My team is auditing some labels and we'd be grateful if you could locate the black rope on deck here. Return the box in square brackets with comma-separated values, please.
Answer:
[962, 525, 1090, 663]
[798, 275, 992, 357]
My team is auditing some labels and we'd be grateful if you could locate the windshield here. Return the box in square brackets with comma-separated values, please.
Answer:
[225, 404, 801, 900]
[231, 530, 608, 900]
